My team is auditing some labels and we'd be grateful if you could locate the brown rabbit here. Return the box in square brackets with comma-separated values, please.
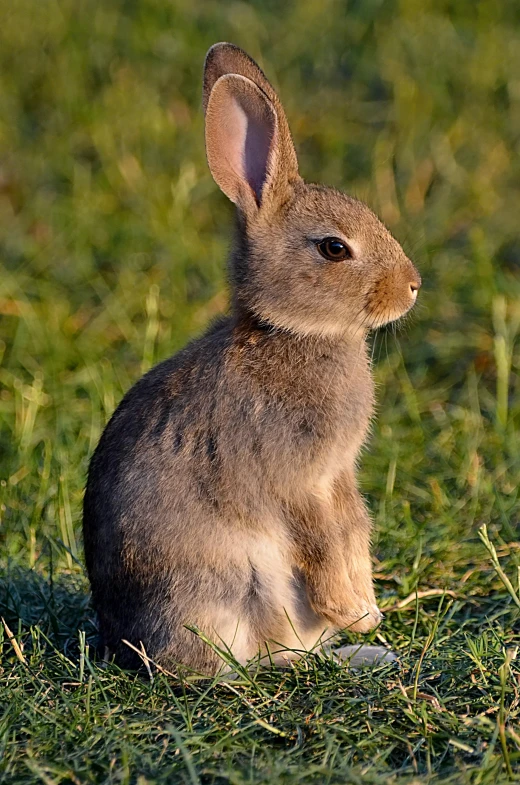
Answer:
[83, 43, 421, 676]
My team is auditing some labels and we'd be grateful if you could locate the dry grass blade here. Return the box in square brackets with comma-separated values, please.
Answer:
[382, 589, 458, 613]
[478, 525, 520, 610]
[2, 616, 27, 665]
[121, 638, 178, 680]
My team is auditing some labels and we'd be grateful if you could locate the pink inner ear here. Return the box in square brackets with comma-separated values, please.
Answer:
[226, 94, 275, 203]
[244, 109, 273, 201]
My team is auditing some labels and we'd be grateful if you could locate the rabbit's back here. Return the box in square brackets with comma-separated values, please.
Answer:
[85, 312, 373, 533]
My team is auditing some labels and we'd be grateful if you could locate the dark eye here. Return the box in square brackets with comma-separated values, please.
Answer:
[317, 237, 352, 262]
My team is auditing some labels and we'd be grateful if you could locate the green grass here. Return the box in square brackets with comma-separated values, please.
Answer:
[1, 0, 519, 782]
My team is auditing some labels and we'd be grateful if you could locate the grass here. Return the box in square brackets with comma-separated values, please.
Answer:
[0, 0, 519, 782]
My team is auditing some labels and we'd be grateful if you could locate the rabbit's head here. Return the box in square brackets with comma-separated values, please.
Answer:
[204, 43, 420, 338]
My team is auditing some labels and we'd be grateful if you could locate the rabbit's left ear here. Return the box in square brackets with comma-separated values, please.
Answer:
[203, 43, 300, 217]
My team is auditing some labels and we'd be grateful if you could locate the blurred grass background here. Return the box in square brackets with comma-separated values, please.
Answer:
[0, 0, 519, 783]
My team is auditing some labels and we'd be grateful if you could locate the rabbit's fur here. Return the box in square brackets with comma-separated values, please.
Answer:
[83, 43, 420, 676]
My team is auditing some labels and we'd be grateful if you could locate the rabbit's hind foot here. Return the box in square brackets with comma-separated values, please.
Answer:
[330, 644, 397, 669]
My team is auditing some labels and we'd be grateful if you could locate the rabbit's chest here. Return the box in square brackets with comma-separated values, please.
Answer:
[305, 362, 374, 490]
[305, 356, 374, 444]
[338, 365, 374, 428]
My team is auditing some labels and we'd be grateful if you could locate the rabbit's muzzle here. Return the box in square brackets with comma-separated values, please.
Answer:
[365, 259, 421, 328]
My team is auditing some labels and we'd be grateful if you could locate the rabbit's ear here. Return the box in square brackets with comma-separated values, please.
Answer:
[204, 43, 280, 113]
[203, 44, 299, 216]
[205, 74, 278, 214]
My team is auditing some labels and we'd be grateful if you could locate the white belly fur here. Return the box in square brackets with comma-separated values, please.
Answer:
[249, 531, 330, 663]
[204, 529, 331, 669]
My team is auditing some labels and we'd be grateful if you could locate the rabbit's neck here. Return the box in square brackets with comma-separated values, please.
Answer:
[232, 310, 374, 422]
[230, 311, 374, 494]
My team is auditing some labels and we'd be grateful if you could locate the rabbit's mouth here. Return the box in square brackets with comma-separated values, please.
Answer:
[366, 307, 413, 330]
[364, 292, 419, 330]
[364, 263, 421, 329]
[368, 289, 419, 326]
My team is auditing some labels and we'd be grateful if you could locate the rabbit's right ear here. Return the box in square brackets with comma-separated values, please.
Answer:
[203, 44, 300, 218]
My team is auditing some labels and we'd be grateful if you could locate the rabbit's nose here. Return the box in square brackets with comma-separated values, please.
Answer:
[409, 281, 420, 299]
[409, 272, 421, 299]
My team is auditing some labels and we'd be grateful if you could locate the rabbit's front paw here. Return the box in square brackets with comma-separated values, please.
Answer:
[313, 598, 382, 632]
[345, 601, 383, 632]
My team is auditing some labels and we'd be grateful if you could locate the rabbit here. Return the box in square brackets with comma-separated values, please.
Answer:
[83, 42, 421, 677]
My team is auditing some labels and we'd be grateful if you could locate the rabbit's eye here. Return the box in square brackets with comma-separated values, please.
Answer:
[317, 237, 352, 261]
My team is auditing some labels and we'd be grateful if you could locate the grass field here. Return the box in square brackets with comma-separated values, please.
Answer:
[1, 0, 520, 782]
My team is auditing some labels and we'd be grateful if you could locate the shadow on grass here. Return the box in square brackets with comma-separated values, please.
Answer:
[0, 564, 96, 659]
